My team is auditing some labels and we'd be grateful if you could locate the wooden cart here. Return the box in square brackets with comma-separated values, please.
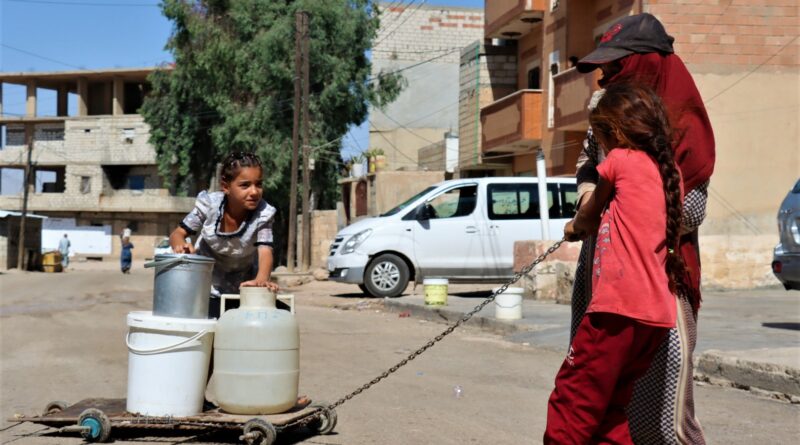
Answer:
[10, 397, 336, 445]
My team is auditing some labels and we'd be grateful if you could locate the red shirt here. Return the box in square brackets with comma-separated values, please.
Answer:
[589, 149, 678, 328]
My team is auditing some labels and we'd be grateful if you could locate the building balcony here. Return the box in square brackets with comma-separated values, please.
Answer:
[481, 89, 543, 154]
[552, 67, 602, 132]
[0, 191, 194, 214]
[485, 0, 546, 39]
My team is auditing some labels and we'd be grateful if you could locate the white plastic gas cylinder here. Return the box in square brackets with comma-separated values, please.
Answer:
[212, 288, 299, 414]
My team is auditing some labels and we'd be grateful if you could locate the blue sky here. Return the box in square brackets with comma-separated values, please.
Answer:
[1, 0, 484, 159]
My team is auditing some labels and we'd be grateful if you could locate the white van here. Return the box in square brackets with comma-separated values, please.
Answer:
[328, 177, 578, 297]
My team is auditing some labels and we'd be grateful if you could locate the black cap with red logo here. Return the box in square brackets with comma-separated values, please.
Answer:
[577, 13, 675, 73]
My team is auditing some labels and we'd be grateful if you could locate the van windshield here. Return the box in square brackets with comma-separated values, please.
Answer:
[381, 186, 437, 217]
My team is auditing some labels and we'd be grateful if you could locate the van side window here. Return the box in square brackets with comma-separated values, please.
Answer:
[488, 183, 566, 220]
[559, 183, 578, 218]
[426, 185, 478, 219]
[488, 183, 536, 220]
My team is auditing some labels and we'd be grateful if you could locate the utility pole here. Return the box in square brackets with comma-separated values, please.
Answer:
[300, 11, 311, 272]
[287, 11, 305, 273]
[17, 124, 33, 270]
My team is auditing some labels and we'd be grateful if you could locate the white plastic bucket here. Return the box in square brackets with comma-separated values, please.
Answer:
[126, 311, 216, 416]
[494, 287, 524, 320]
[423, 278, 449, 306]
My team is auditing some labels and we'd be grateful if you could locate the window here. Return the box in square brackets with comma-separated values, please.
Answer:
[122, 128, 135, 144]
[488, 183, 575, 220]
[80, 176, 91, 194]
[559, 183, 578, 218]
[489, 183, 539, 220]
[388, 186, 436, 217]
[128, 175, 146, 190]
[527, 66, 541, 89]
[427, 185, 477, 219]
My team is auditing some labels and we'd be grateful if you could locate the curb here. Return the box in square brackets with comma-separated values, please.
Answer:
[385, 300, 800, 400]
[696, 350, 800, 399]
[382, 299, 533, 337]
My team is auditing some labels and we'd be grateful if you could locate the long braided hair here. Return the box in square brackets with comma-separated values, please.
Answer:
[589, 82, 686, 294]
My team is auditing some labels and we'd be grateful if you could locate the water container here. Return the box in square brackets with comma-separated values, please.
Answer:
[144, 254, 215, 319]
[211, 288, 299, 414]
[126, 311, 216, 416]
[423, 278, 448, 306]
[493, 287, 524, 320]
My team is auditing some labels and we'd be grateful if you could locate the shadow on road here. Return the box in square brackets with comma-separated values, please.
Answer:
[762, 322, 800, 331]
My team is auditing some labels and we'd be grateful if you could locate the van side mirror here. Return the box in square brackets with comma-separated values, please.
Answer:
[417, 203, 434, 220]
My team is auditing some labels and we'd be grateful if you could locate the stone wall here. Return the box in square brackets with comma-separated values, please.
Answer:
[514, 240, 581, 303]
[297, 210, 338, 270]
[418, 140, 446, 171]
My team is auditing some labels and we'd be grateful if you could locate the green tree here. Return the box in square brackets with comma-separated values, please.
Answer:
[142, 0, 403, 264]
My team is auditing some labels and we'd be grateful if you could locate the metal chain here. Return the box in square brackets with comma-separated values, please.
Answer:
[281, 238, 566, 431]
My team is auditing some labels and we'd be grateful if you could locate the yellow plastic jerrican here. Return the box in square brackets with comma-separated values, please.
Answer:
[212, 288, 299, 414]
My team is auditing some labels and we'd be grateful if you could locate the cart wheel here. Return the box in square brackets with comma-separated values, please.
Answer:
[78, 408, 111, 443]
[43, 400, 69, 415]
[242, 418, 276, 445]
[309, 403, 337, 435]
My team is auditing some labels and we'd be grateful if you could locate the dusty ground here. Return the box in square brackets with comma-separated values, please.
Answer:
[1, 265, 798, 444]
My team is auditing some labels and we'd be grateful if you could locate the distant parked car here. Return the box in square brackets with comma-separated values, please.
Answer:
[772, 179, 800, 290]
[154, 237, 172, 257]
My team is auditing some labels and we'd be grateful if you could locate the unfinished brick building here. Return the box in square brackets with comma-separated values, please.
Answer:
[0, 68, 194, 261]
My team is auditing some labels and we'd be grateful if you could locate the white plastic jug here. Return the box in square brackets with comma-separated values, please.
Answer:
[126, 311, 216, 416]
[211, 288, 299, 414]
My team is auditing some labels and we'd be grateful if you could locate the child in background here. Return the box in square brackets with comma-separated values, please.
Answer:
[169, 152, 280, 318]
[544, 83, 685, 444]
[120, 237, 134, 274]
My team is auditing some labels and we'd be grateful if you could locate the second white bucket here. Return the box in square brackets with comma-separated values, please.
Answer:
[126, 311, 216, 416]
[494, 287, 524, 320]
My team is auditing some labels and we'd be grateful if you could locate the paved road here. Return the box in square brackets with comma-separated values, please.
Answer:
[1, 268, 798, 444]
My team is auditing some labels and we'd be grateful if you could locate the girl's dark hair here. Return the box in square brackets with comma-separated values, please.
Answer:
[590, 82, 686, 294]
[220, 151, 263, 183]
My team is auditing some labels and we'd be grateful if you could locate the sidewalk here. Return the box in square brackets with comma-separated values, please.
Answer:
[383, 287, 800, 399]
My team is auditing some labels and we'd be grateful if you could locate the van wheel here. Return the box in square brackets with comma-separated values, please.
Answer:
[364, 254, 409, 298]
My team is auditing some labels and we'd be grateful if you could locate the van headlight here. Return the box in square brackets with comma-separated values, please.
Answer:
[342, 229, 372, 254]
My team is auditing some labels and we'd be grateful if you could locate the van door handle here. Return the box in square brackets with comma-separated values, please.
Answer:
[465, 226, 479, 234]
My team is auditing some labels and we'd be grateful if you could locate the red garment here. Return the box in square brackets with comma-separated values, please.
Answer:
[602, 53, 715, 191]
[604, 52, 715, 309]
[545, 313, 669, 444]
[591, 148, 678, 327]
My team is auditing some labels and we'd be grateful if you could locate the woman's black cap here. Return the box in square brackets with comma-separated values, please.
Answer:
[577, 13, 675, 73]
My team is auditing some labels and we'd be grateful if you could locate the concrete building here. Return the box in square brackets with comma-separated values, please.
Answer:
[0, 68, 194, 261]
[370, 2, 485, 170]
[0, 210, 45, 270]
[461, 0, 799, 288]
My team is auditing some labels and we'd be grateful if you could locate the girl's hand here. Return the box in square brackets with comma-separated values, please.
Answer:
[172, 242, 195, 254]
[240, 279, 280, 292]
[564, 219, 586, 242]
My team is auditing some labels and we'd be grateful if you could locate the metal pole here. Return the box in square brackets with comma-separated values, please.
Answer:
[301, 11, 311, 272]
[17, 124, 33, 270]
[536, 147, 550, 240]
[287, 11, 303, 273]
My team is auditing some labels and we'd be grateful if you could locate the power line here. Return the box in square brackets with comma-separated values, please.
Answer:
[3, 0, 159, 6]
[373, 0, 418, 45]
[1, 43, 84, 70]
[705, 35, 799, 104]
[374, 0, 428, 48]
[367, 47, 460, 83]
